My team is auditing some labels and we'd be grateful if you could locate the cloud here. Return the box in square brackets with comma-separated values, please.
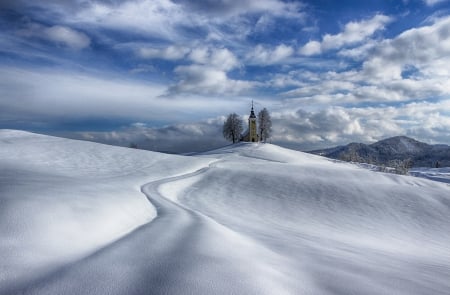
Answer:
[74, 117, 229, 153]
[246, 44, 294, 65]
[17, 23, 90, 50]
[424, 0, 448, 6]
[338, 41, 377, 60]
[188, 47, 240, 71]
[0, 66, 245, 127]
[271, 99, 450, 150]
[44, 0, 304, 45]
[362, 15, 450, 82]
[298, 41, 321, 56]
[138, 45, 190, 60]
[283, 80, 356, 98]
[168, 65, 254, 96]
[167, 47, 254, 96]
[285, 15, 450, 107]
[299, 14, 392, 56]
[177, 0, 304, 19]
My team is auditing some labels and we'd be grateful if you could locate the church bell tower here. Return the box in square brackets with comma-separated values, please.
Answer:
[248, 101, 258, 142]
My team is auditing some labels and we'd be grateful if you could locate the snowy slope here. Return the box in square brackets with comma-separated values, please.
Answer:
[0, 130, 212, 293]
[164, 143, 450, 294]
[1, 131, 450, 295]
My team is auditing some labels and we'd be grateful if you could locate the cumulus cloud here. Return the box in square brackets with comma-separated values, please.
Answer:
[17, 22, 90, 50]
[271, 99, 450, 150]
[167, 47, 254, 96]
[299, 14, 392, 56]
[168, 65, 253, 96]
[286, 15, 450, 108]
[187, 47, 239, 71]
[298, 41, 321, 56]
[338, 41, 377, 60]
[246, 44, 294, 65]
[362, 15, 450, 82]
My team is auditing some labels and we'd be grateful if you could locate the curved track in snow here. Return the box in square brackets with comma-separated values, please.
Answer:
[6, 162, 290, 295]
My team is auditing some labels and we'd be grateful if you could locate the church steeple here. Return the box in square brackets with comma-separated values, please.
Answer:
[249, 100, 256, 118]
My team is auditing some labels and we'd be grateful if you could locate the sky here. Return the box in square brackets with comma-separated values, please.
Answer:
[1, 0, 450, 153]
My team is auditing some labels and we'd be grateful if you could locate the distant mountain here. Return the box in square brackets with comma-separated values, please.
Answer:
[310, 136, 450, 167]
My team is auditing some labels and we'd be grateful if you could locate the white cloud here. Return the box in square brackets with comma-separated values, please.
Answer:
[166, 47, 252, 95]
[338, 41, 377, 60]
[246, 44, 294, 65]
[138, 45, 190, 60]
[44, 25, 90, 49]
[17, 23, 90, 50]
[71, 0, 189, 41]
[168, 65, 253, 96]
[424, 0, 448, 6]
[184, 47, 240, 70]
[362, 15, 450, 82]
[285, 15, 450, 108]
[66, 0, 304, 44]
[207, 48, 240, 71]
[283, 80, 355, 97]
[299, 14, 392, 56]
[179, 0, 305, 19]
[271, 99, 450, 150]
[298, 41, 321, 56]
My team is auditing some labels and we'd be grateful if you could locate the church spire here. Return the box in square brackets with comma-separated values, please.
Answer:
[249, 100, 256, 118]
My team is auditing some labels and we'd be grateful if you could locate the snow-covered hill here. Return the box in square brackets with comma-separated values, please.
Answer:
[0, 130, 212, 292]
[1, 131, 450, 294]
[311, 135, 450, 167]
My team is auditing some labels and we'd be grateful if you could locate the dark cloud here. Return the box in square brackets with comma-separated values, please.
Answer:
[70, 119, 229, 154]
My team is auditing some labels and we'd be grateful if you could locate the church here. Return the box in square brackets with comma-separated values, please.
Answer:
[241, 102, 259, 142]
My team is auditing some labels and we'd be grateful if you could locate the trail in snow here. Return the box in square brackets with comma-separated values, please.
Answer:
[4, 163, 295, 295]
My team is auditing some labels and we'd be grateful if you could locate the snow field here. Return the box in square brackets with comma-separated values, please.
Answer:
[1, 131, 450, 294]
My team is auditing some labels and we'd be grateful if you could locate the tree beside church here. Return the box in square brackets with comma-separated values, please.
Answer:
[257, 108, 272, 143]
[223, 113, 243, 143]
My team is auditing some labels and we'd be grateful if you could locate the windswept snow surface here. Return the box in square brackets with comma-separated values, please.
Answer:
[1, 132, 450, 294]
[0, 130, 212, 293]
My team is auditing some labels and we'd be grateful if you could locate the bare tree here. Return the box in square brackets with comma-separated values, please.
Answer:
[223, 113, 243, 143]
[257, 108, 272, 143]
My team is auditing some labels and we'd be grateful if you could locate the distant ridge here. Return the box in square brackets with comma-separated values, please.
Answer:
[309, 136, 450, 167]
